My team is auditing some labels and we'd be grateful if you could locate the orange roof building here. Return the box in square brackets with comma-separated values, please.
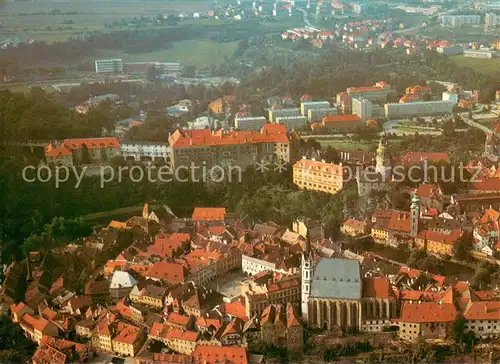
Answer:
[45, 137, 121, 166]
[192, 345, 248, 364]
[192, 208, 226, 222]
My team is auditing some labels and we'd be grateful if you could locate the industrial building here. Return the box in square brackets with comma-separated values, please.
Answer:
[94, 59, 124, 74]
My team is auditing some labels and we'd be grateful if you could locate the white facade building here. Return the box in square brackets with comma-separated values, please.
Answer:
[384, 101, 454, 119]
[234, 116, 267, 130]
[441, 15, 481, 28]
[486, 13, 498, 28]
[352, 97, 373, 122]
[300, 101, 331, 117]
[120, 142, 171, 162]
[464, 49, 498, 59]
[95, 59, 124, 74]
[442, 92, 459, 105]
[268, 108, 301, 123]
[276, 115, 308, 131]
[307, 107, 339, 122]
[241, 255, 286, 276]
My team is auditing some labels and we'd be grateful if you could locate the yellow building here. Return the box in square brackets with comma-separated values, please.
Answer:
[149, 322, 198, 355]
[292, 158, 343, 194]
[415, 228, 462, 256]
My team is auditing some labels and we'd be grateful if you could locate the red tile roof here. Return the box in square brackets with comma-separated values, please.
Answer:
[196, 317, 222, 330]
[417, 183, 441, 199]
[387, 211, 411, 232]
[347, 86, 383, 93]
[63, 137, 120, 149]
[10, 302, 27, 314]
[146, 261, 187, 283]
[418, 228, 462, 245]
[400, 302, 457, 323]
[192, 208, 226, 221]
[362, 277, 392, 299]
[113, 321, 142, 345]
[472, 178, 500, 192]
[32, 344, 66, 364]
[148, 233, 190, 258]
[463, 301, 500, 320]
[21, 313, 50, 332]
[219, 298, 248, 322]
[192, 345, 248, 364]
[45, 143, 73, 157]
[401, 152, 450, 165]
[166, 312, 191, 327]
[169, 125, 288, 149]
[166, 327, 198, 342]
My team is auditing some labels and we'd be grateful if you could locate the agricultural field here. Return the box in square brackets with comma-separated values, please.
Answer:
[0, 0, 221, 42]
[449, 56, 500, 75]
[95, 39, 240, 67]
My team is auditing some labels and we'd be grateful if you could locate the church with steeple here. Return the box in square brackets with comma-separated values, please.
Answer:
[357, 135, 392, 197]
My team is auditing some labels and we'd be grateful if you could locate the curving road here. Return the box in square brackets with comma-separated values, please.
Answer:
[295, 7, 313, 28]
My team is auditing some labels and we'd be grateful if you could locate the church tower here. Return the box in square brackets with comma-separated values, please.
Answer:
[375, 135, 391, 181]
[410, 192, 420, 237]
[301, 231, 313, 323]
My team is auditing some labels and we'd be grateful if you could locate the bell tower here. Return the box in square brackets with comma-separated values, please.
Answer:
[410, 192, 420, 237]
[301, 231, 313, 322]
[375, 135, 391, 181]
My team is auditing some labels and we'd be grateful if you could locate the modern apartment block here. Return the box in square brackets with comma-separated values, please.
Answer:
[293, 157, 344, 194]
[464, 49, 498, 59]
[268, 108, 301, 123]
[276, 115, 308, 131]
[307, 107, 339, 123]
[346, 81, 392, 103]
[352, 97, 373, 122]
[384, 101, 454, 119]
[234, 116, 268, 130]
[441, 15, 481, 28]
[300, 101, 331, 117]
[94, 59, 124, 74]
[168, 124, 294, 170]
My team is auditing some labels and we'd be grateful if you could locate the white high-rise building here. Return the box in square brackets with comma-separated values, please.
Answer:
[301, 236, 313, 322]
[352, 97, 373, 122]
[485, 13, 498, 28]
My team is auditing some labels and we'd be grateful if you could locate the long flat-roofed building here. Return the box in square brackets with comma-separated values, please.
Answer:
[276, 115, 308, 131]
[385, 100, 454, 119]
[322, 114, 362, 132]
[293, 157, 344, 194]
[268, 108, 301, 123]
[95, 59, 124, 74]
[307, 107, 339, 123]
[300, 101, 331, 117]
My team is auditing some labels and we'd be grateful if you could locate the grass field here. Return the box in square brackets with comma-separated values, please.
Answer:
[450, 55, 500, 74]
[95, 39, 239, 67]
[317, 140, 377, 151]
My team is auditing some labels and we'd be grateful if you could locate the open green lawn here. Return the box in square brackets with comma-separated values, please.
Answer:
[317, 140, 377, 151]
[95, 39, 239, 67]
[450, 55, 500, 74]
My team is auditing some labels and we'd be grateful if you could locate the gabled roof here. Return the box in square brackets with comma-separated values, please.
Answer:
[192, 345, 248, 364]
[311, 258, 361, 300]
[362, 277, 393, 299]
[463, 301, 500, 321]
[400, 302, 457, 323]
[192, 208, 226, 221]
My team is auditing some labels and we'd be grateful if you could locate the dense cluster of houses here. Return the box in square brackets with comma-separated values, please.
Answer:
[1, 195, 499, 363]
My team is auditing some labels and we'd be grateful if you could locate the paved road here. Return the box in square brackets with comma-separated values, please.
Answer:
[459, 112, 494, 134]
[295, 7, 312, 27]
